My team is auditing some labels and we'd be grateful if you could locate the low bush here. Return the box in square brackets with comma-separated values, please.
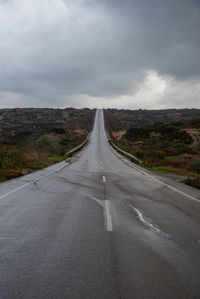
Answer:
[192, 160, 200, 172]
[0, 168, 22, 182]
[173, 144, 193, 155]
[0, 151, 22, 169]
[125, 127, 149, 140]
[50, 127, 65, 134]
[184, 178, 200, 189]
[48, 155, 64, 163]
[134, 149, 166, 160]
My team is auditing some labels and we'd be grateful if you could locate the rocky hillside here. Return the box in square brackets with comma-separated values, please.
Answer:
[0, 108, 94, 139]
[0, 108, 95, 182]
[104, 108, 200, 131]
[105, 110, 200, 189]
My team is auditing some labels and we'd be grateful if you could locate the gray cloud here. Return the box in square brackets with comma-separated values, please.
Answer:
[0, 0, 199, 108]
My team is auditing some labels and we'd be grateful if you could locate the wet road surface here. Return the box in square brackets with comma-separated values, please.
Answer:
[0, 109, 200, 298]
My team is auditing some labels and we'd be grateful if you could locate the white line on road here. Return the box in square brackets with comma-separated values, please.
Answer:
[0, 182, 32, 200]
[89, 195, 113, 232]
[0, 163, 69, 200]
[89, 195, 104, 207]
[111, 148, 200, 204]
[100, 161, 103, 171]
[138, 166, 200, 204]
[102, 175, 106, 183]
[105, 200, 113, 231]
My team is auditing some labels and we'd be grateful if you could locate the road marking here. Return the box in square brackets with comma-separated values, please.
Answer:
[143, 171, 200, 204]
[110, 147, 200, 204]
[100, 161, 103, 170]
[0, 163, 69, 200]
[105, 200, 113, 231]
[0, 182, 32, 200]
[0, 141, 90, 201]
[89, 195, 113, 232]
[102, 175, 106, 183]
[90, 195, 104, 207]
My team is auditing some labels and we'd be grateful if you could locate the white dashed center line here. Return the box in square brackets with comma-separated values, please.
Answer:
[102, 176, 106, 183]
[105, 200, 113, 231]
[89, 195, 113, 232]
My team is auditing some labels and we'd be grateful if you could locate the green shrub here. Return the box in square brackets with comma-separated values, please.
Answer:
[147, 150, 166, 159]
[184, 178, 200, 189]
[50, 127, 65, 134]
[192, 161, 200, 172]
[133, 149, 145, 159]
[134, 149, 166, 160]
[0, 151, 22, 169]
[60, 135, 71, 146]
[125, 122, 192, 145]
[37, 135, 51, 148]
[174, 144, 192, 154]
[125, 127, 149, 141]
[48, 155, 64, 163]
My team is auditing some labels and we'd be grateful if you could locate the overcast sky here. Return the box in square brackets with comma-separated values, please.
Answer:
[0, 0, 200, 109]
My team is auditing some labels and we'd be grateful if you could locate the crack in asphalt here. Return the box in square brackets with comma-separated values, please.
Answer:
[128, 204, 182, 243]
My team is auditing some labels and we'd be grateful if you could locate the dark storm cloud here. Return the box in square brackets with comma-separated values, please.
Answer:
[0, 0, 199, 108]
[96, 0, 200, 79]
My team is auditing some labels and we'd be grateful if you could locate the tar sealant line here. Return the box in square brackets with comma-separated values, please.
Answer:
[130, 205, 165, 235]
[128, 204, 181, 242]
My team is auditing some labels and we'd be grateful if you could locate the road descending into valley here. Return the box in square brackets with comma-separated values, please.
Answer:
[0, 109, 200, 298]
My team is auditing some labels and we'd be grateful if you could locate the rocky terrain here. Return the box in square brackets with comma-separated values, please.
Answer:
[0, 108, 95, 181]
[104, 108, 200, 131]
[104, 109, 200, 189]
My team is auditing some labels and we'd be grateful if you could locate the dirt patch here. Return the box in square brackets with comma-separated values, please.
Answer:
[183, 128, 200, 147]
[74, 130, 88, 136]
[112, 130, 126, 140]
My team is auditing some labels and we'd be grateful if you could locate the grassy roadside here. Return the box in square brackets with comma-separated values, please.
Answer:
[0, 107, 95, 182]
[113, 140, 200, 190]
[104, 109, 200, 190]
[0, 130, 87, 182]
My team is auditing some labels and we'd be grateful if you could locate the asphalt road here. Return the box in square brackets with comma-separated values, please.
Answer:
[0, 109, 200, 298]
